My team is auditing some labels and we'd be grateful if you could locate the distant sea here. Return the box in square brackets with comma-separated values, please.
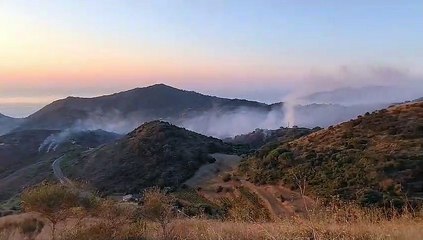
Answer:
[0, 103, 43, 118]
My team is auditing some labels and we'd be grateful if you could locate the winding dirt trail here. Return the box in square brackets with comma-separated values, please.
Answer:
[185, 153, 315, 220]
[184, 153, 241, 187]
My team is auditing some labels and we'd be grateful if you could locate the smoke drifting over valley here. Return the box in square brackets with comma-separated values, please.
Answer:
[180, 107, 284, 138]
[39, 102, 387, 140]
[3, 66, 423, 140]
[38, 127, 121, 153]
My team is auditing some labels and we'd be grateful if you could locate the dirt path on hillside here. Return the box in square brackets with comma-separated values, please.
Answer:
[184, 153, 241, 187]
[185, 153, 315, 220]
[242, 181, 293, 219]
[241, 181, 314, 220]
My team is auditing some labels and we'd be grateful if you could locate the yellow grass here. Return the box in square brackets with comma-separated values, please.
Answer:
[165, 218, 423, 240]
[1, 213, 423, 240]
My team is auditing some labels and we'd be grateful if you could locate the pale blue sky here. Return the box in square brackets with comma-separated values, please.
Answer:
[5, 0, 422, 66]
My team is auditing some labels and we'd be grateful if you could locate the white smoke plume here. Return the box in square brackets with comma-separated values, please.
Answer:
[181, 107, 284, 138]
[39, 129, 76, 153]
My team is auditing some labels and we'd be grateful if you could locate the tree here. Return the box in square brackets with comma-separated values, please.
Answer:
[21, 183, 80, 240]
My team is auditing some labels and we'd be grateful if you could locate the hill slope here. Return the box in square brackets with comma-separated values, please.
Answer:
[241, 102, 423, 206]
[226, 127, 321, 150]
[0, 129, 122, 203]
[17, 84, 270, 133]
[67, 121, 233, 194]
[0, 130, 59, 176]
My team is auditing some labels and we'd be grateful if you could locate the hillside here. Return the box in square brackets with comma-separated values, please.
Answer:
[240, 102, 423, 206]
[16, 84, 271, 133]
[226, 127, 321, 150]
[38, 129, 121, 153]
[0, 129, 122, 203]
[0, 130, 59, 176]
[66, 121, 233, 194]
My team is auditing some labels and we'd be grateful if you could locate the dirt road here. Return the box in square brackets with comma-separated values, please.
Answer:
[52, 156, 72, 185]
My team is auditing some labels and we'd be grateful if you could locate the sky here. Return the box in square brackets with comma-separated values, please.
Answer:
[1, 0, 423, 117]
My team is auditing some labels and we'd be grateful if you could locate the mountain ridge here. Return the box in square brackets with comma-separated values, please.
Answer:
[7, 84, 412, 137]
[16, 84, 273, 133]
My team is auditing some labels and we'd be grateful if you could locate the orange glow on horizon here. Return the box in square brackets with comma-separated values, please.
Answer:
[0, 11, 305, 91]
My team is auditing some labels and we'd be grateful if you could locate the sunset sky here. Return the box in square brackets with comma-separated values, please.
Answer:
[1, 0, 423, 117]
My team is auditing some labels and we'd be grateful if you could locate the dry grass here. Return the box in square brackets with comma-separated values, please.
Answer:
[1, 207, 423, 240]
[2, 183, 423, 240]
[163, 203, 423, 240]
[57, 199, 423, 240]
[164, 218, 423, 240]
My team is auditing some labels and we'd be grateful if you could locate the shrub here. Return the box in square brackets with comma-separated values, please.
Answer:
[21, 183, 81, 240]
[140, 187, 175, 239]
[222, 187, 271, 222]
[60, 220, 147, 240]
[19, 218, 44, 237]
[222, 173, 232, 182]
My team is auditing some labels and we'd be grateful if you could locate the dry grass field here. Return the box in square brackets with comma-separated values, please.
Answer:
[1, 184, 422, 240]
[1, 211, 422, 240]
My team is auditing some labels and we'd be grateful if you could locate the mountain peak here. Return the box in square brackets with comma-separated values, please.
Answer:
[149, 83, 173, 88]
[139, 83, 180, 91]
[129, 120, 185, 139]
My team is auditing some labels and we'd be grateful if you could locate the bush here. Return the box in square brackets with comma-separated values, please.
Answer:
[21, 184, 81, 240]
[222, 187, 271, 222]
[222, 173, 232, 182]
[358, 189, 383, 207]
[60, 221, 147, 240]
[141, 187, 175, 239]
[21, 183, 99, 240]
[19, 218, 44, 237]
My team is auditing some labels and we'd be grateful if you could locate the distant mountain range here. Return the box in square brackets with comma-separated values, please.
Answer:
[303, 86, 423, 105]
[13, 84, 275, 135]
[1, 84, 402, 138]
